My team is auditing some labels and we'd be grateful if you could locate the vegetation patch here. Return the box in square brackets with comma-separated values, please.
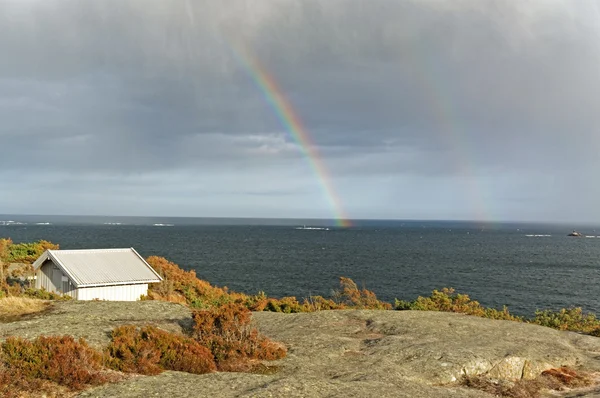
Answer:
[0, 239, 59, 264]
[105, 325, 216, 375]
[334, 277, 391, 310]
[191, 303, 287, 371]
[104, 304, 287, 376]
[146, 256, 388, 312]
[0, 238, 71, 300]
[145, 256, 246, 308]
[395, 288, 522, 321]
[0, 335, 119, 397]
[1, 304, 288, 395]
[21, 287, 72, 301]
[394, 287, 600, 337]
[0, 297, 51, 322]
[460, 367, 594, 397]
[532, 307, 600, 336]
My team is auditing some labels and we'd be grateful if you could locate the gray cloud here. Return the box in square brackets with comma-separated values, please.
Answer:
[1, 0, 600, 222]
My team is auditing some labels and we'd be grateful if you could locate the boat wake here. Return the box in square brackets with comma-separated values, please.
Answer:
[525, 234, 552, 237]
[295, 226, 330, 231]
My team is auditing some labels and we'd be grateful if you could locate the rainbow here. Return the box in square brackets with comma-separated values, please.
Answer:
[227, 45, 352, 227]
[410, 45, 490, 222]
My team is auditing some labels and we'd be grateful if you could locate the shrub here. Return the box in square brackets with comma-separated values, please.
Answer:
[264, 296, 305, 313]
[333, 277, 392, 310]
[302, 295, 344, 311]
[532, 307, 600, 335]
[22, 288, 72, 301]
[395, 288, 521, 322]
[242, 292, 344, 313]
[146, 256, 246, 309]
[105, 325, 216, 375]
[0, 335, 109, 390]
[0, 365, 53, 398]
[191, 303, 286, 370]
[242, 291, 269, 311]
[2, 240, 59, 264]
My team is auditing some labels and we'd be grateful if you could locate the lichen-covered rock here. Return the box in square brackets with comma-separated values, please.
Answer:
[0, 300, 193, 349]
[247, 310, 600, 386]
[3, 303, 600, 397]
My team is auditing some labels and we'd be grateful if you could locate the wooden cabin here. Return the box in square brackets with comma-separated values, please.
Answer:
[32, 248, 162, 301]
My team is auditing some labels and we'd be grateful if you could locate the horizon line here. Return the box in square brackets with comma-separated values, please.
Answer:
[0, 213, 597, 226]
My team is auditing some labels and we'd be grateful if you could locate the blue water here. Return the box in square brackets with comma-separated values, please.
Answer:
[2, 215, 600, 316]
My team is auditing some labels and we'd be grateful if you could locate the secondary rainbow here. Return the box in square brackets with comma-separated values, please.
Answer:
[228, 45, 352, 227]
[410, 45, 490, 222]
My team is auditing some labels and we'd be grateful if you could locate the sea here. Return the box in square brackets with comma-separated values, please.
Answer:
[2, 214, 600, 317]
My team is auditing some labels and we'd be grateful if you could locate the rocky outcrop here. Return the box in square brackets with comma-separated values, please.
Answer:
[3, 302, 600, 397]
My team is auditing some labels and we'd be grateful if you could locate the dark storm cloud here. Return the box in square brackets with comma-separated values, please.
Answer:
[1, 0, 599, 221]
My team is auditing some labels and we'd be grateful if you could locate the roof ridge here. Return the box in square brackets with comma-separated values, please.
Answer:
[50, 248, 133, 253]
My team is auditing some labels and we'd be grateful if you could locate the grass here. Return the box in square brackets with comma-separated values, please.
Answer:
[0, 297, 50, 322]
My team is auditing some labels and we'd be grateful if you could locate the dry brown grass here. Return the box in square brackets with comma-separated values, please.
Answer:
[461, 367, 595, 397]
[0, 296, 50, 322]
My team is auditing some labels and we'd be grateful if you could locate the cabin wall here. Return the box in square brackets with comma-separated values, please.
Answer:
[75, 284, 148, 301]
[35, 260, 76, 297]
[35, 261, 54, 291]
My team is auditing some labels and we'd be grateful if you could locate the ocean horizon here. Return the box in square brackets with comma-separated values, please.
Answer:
[1, 213, 599, 229]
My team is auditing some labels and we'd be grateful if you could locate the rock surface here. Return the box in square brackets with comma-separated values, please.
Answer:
[3, 301, 600, 397]
[0, 300, 192, 349]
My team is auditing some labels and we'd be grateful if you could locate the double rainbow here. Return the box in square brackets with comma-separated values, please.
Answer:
[229, 45, 351, 227]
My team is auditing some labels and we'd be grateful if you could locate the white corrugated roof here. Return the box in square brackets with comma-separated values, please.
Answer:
[33, 248, 162, 288]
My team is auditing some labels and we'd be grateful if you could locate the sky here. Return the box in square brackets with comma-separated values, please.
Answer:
[1, 0, 600, 223]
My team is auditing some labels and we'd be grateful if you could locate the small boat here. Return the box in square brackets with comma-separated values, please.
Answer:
[295, 225, 330, 231]
[567, 230, 582, 237]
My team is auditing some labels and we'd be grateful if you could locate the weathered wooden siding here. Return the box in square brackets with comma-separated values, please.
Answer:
[35, 261, 57, 292]
[76, 284, 148, 301]
[35, 261, 77, 297]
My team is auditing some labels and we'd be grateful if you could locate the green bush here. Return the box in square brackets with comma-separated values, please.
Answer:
[2, 240, 59, 264]
[395, 288, 521, 322]
[532, 307, 600, 335]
